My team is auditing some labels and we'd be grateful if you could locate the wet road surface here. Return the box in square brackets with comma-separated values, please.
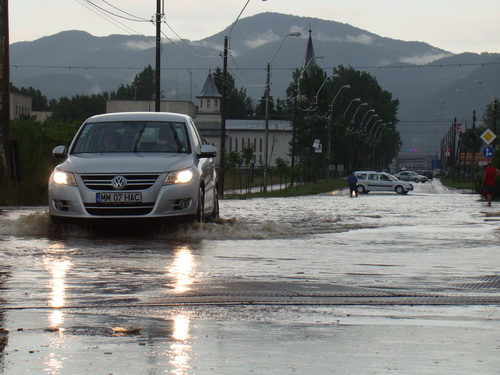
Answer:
[0, 179, 500, 374]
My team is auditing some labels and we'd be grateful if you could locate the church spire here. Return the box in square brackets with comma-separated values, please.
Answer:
[303, 25, 316, 72]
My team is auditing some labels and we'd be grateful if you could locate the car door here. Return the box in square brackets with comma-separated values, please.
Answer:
[367, 173, 381, 191]
[379, 173, 392, 191]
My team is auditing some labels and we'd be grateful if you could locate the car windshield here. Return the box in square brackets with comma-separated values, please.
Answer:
[71, 121, 191, 154]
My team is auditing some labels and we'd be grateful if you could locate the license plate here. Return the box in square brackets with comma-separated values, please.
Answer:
[96, 192, 142, 204]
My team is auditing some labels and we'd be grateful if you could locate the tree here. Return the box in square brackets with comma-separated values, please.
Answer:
[284, 65, 401, 180]
[212, 68, 254, 119]
[110, 65, 155, 101]
[50, 94, 107, 122]
[10, 84, 49, 111]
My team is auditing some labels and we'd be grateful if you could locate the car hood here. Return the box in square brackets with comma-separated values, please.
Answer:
[58, 153, 196, 174]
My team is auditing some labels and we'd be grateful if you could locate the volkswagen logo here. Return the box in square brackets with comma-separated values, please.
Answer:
[111, 175, 127, 190]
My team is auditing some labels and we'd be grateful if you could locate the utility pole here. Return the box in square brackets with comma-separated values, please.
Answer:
[218, 35, 228, 196]
[154, 0, 162, 112]
[0, 0, 10, 178]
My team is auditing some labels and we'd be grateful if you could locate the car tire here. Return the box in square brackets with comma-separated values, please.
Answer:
[395, 185, 405, 194]
[196, 187, 205, 223]
[209, 188, 219, 221]
[356, 185, 366, 194]
[414, 178, 420, 183]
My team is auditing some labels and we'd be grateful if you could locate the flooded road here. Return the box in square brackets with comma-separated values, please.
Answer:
[1, 179, 500, 374]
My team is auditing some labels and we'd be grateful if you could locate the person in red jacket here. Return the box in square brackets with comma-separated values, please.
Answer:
[482, 160, 500, 206]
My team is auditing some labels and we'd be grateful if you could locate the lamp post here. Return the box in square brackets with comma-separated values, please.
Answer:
[264, 31, 301, 191]
[343, 98, 360, 117]
[456, 89, 476, 178]
[154, 0, 163, 112]
[475, 80, 497, 146]
[359, 113, 378, 135]
[290, 55, 324, 186]
[219, 0, 267, 196]
[327, 84, 350, 165]
[350, 102, 368, 131]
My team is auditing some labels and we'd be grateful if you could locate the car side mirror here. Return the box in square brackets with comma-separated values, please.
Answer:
[52, 145, 67, 159]
[198, 144, 217, 158]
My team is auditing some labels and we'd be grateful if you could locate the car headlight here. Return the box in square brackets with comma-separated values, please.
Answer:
[163, 169, 194, 185]
[52, 170, 77, 185]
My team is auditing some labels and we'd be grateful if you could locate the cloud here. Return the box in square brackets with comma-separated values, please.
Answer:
[243, 29, 281, 49]
[122, 40, 155, 51]
[399, 52, 452, 65]
[315, 32, 375, 45]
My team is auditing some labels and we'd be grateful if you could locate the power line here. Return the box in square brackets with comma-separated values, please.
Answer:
[74, 0, 146, 36]
[83, 0, 150, 22]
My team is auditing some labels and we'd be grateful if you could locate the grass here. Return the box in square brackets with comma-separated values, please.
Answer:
[438, 176, 478, 191]
[223, 179, 346, 199]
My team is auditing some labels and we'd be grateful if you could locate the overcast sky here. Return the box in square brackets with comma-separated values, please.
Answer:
[9, 0, 500, 54]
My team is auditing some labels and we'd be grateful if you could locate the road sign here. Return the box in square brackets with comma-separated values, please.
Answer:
[483, 146, 494, 159]
[480, 129, 497, 145]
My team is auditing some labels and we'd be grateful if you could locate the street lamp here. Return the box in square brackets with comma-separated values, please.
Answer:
[360, 113, 378, 135]
[351, 102, 368, 124]
[264, 31, 301, 191]
[220, 0, 267, 196]
[327, 84, 351, 164]
[456, 89, 476, 178]
[475, 80, 497, 142]
[343, 98, 361, 117]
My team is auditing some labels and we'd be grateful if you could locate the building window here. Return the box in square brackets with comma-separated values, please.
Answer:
[235, 138, 239, 152]
[259, 138, 263, 153]
[207, 99, 211, 109]
[229, 137, 232, 152]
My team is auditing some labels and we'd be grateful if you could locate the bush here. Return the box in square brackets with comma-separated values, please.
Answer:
[0, 117, 80, 205]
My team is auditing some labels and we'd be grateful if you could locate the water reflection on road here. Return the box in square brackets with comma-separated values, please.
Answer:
[0, 179, 499, 374]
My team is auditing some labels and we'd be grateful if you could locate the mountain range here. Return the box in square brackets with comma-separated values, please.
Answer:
[9, 12, 500, 154]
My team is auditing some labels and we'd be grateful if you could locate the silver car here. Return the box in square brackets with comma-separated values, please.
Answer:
[49, 112, 218, 224]
[355, 171, 414, 195]
[393, 171, 428, 183]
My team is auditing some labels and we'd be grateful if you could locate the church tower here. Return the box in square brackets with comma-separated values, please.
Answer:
[303, 26, 317, 72]
[195, 71, 223, 142]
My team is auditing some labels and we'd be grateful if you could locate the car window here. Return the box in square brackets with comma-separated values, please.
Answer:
[368, 174, 379, 181]
[356, 173, 367, 179]
[71, 121, 191, 154]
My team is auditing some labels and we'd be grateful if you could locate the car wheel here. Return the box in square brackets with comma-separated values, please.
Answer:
[196, 187, 205, 223]
[356, 185, 365, 194]
[209, 188, 219, 220]
[395, 185, 405, 194]
[414, 178, 420, 183]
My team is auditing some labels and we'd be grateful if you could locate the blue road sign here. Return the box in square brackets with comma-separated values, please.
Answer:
[483, 146, 494, 159]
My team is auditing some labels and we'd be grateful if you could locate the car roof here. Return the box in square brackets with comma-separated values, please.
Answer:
[85, 112, 192, 123]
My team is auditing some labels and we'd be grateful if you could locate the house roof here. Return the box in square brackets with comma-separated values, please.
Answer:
[197, 72, 222, 98]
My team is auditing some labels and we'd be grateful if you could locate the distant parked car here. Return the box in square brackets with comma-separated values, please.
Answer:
[48, 112, 219, 224]
[419, 171, 434, 180]
[354, 171, 414, 195]
[394, 170, 428, 183]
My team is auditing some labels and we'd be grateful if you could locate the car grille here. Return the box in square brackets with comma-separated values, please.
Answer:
[80, 173, 160, 216]
[84, 203, 155, 216]
[80, 174, 160, 191]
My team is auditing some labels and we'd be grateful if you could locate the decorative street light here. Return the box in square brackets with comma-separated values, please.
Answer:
[219, 0, 267, 196]
[343, 98, 361, 117]
[350, 102, 368, 128]
[264, 31, 301, 191]
[327, 84, 351, 163]
[475, 80, 497, 143]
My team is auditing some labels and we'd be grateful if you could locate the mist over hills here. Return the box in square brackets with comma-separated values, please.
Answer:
[10, 12, 500, 153]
